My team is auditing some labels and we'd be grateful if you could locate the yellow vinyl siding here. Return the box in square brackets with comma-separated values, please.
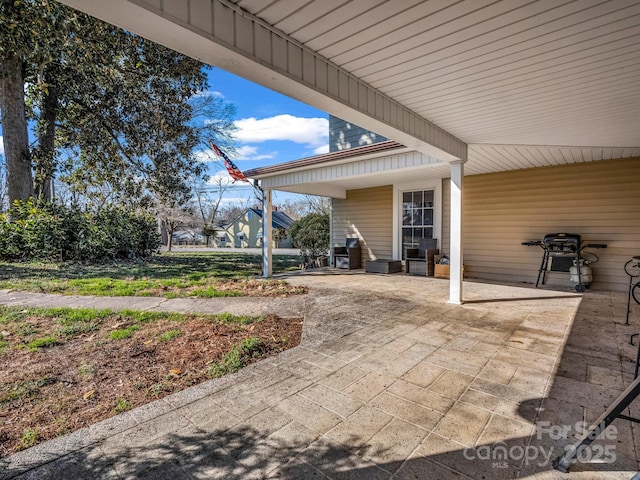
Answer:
[332, 185, 393, 262]
[224, 211, 273, 248]
[458, 157, 640, 291]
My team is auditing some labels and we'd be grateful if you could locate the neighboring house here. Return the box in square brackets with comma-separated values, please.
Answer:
[246, 118, 640, 293]
[214, 208, 294, 249]
[171, 229, 206, 246]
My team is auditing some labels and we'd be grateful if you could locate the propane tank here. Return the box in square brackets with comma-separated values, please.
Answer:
[570, 260, 593, 285]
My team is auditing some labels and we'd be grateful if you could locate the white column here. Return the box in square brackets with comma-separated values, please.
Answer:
[329, 198, 334, 266]
[449, 161, 464, 304]
[262, 189, 273, 278]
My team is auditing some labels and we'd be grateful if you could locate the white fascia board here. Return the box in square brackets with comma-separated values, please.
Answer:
[251, 146, 416, 180]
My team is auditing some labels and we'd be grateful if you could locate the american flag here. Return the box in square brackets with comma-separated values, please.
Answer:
[209, 141, 249, 183]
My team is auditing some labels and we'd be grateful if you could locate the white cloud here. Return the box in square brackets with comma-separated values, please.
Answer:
[193, 148, 217, 163]
[206, 172, 236, 186]
[193, 90, 224, 99]
[313, 144, 329, 155]
[207, 169, 256, 187]
[237, 145, 276, 161]
[194, 145, 275, 163]
[0, 136, 4, 156]
[238, 145, 257, 157]
[235, 114, 328, 147]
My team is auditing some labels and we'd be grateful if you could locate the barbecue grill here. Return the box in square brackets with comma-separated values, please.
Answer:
[522, 233, 607, 292]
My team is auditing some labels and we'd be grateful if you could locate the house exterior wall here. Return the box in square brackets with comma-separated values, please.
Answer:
[332, 185, 393, 263]
[219, 210, 292, 248]
[443, 157, 640, 291]
[224, 213, 260, 248]
[331, 158, 638, 292]
[329, 115, 388, 153]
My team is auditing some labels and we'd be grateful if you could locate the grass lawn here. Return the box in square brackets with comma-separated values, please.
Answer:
[0, 305, 303, 457]
[0, 252, 305, 297]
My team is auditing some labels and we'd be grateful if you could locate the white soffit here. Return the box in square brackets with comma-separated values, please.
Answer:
[466, 144, 640, 174]
[235, 0, 640, 148]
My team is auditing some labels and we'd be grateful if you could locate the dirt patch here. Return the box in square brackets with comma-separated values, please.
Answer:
[0, 312, 302, 457]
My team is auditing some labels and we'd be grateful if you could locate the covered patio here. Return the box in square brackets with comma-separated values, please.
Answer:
[2, 273, 639, 479]
[57, 0, 640, 303]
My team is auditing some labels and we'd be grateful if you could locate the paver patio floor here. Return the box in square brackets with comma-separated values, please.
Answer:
[1, 271, 639, 479]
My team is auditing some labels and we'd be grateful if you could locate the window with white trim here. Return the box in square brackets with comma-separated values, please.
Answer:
[401, 190, 434, 259]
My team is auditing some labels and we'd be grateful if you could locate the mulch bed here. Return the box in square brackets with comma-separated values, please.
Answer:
[0, 313, 302, 457]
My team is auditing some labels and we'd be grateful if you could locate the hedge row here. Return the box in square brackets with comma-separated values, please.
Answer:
[0, 201, 160, 262]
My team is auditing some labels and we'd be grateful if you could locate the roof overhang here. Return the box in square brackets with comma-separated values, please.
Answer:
[246, 141, 640, 198]
[58, 0, 640, 188]
[58, 0, 467, 162]
[246, 140, 447, 198]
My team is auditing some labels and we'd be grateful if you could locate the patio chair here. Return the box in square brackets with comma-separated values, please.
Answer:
[333, 238, 361, 269]
[405, 238, 439, 276]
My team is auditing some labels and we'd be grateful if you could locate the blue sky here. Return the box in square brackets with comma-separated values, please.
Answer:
[200, 67, 329, 206]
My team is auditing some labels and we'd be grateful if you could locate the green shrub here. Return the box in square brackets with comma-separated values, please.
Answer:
[0, 200, 160, 262]
[289, 212, 330, 264]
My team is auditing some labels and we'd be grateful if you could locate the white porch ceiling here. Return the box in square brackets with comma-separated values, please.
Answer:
[58, 0, 640, 182]
[234, 0, 640, 148]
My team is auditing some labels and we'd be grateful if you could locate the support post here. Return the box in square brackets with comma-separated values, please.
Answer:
[329, 198, 334, 266]
[262, 188, 273, 278]
[449, 160, 464, 304]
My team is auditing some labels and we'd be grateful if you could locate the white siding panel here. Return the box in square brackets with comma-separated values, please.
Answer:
[213, 1, 234, 44]
[163, 0, 188, 22]
[189, 0, 212, 34]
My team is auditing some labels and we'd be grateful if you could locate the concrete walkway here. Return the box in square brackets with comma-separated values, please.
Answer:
[1, 271, 639, 479]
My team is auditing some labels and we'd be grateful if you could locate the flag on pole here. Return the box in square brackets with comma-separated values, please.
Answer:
[209, 141, 249, 182]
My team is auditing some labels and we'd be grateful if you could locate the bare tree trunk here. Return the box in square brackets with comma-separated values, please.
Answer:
[34, 69, 58, 202]
[166, 222, 174, 252]
[0, 54, 33, 204]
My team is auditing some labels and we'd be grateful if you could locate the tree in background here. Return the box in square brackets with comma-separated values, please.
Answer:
[289, 212, 330, 267]
[279, 195, 330, 220]
[0, 0, 236, 209]
[0, 0, 38, 203]
[194, 176, 231, 246]
[0, 0, 238, 260]
[157, 194, 196, 252]
[215, 200, 252, 228]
